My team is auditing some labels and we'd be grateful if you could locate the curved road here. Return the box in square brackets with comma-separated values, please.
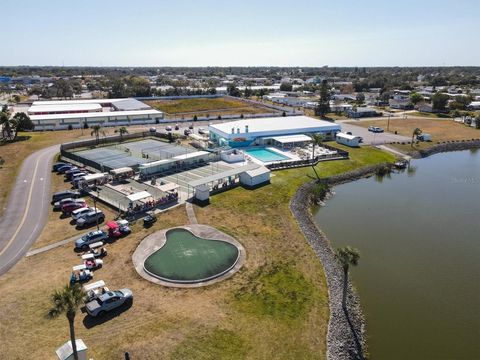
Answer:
[0, 145, 59, 276]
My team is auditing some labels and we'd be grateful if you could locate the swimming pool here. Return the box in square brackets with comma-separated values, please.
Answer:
[245, 148, 289, 162]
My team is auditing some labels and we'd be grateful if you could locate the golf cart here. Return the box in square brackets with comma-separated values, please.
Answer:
[85, 241, 107, 258]
[80, 254, 103, 270]
[106, 220, 131, 238]
[143, 212, 157, 227]
[83, 280, 110, 302]
[70, 265, 93, 284]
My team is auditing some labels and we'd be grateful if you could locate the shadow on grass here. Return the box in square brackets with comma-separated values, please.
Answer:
[82, 300, 133, 329]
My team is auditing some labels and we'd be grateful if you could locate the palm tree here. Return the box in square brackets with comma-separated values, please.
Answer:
[115, 126, 128, 141]
[310, 133, 324, 180]
[91, 125, 105, 145]
[335, 246, 360, 310]
[411, 128, 422, 147]
[47, 283, 85, 360]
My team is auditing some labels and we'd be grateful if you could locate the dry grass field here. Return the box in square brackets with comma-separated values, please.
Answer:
[349, 117, 480, 152]
[146, 97, 278, 117]
[0, 144, 394, 359]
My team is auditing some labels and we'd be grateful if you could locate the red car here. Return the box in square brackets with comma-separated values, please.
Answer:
[62, 201, 87, 215]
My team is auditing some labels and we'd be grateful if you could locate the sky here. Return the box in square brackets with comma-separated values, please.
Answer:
[1, 0, 479, 67]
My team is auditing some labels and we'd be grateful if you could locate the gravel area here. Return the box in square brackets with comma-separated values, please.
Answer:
[290, 164, 389, 360]
[408, 139, 480, 158]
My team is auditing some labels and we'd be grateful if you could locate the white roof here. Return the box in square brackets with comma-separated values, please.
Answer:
[172, 151, 209, 161]
[83, 280, 106, 292]
[30, 109, 162, 121]
[271, 134, 313, 143]
[28, 103, 102, 114]
[127, 191, 152, 202]
[246, 166, 271, 177]
[32, 98, 131, 106]
[138, 159, 171, 169]
[56, 340, 87, 360]
[110, 167, 133, 175]
[209, 116, 340, 138]
[158, 183, 179, 192]
[336, 132, 361, 140]
[82, 173, 107, 182]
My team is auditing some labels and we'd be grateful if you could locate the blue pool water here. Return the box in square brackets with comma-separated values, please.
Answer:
[245, 148, 289, 162]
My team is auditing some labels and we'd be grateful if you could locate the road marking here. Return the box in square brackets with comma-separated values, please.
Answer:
[0, 159, 40, 257]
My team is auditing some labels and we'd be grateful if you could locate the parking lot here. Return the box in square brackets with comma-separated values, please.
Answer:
[338, 120, 411, 145]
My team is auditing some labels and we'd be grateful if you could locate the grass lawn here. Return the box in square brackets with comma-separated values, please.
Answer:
[0, 130, 93, 216]
[348, 118, 480, 153]
[32, 170, 118, 250]
[407, 111, 452, 119]
[0, 145, 394, 359]
[145, 97, 277, 116]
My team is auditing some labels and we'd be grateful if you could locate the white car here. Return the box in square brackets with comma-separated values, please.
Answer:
[85, 289, 133, 317]
[72, 207, 94, 221]
[165, 126, 172, 131]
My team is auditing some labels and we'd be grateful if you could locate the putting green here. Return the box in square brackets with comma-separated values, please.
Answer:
[144, 228, 239, 283]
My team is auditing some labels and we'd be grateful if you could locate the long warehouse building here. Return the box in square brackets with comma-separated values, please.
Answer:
[28, 98, 163, 130]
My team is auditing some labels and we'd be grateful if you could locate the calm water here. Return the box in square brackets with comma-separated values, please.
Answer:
[314, 150, 480, 359]
[144, 228, 238, 282]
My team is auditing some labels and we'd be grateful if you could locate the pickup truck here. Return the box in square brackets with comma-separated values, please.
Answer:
[85, 289, 133, 317]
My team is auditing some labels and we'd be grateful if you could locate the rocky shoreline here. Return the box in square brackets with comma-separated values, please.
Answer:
[407, 139, 480, 159]
[290, 164, 389, 360]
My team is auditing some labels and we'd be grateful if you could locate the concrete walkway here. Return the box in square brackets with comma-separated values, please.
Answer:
[185, 201, 198, 224]
[26, 232, 87, 257]
[377, 144, 412, 160]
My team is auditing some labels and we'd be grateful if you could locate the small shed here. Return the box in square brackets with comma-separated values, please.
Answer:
[239, 166, 271, 187]
[56, 339, 88, 360]
[336, 132, 362, 147]
[194, 184, 210, 205]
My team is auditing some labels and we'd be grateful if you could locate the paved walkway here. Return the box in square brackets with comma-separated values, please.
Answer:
[185, 201, 198, 224]
[26, 233, 84, 257]
[377, 144, 412, 160]
[0, 144, 60, 275]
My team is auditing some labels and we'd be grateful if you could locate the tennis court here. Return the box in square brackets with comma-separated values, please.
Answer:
[123, 139, 196, 160]
[74, 147, 148, 170]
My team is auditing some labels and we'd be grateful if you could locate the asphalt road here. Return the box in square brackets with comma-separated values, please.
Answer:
[0, 145, 59, 276]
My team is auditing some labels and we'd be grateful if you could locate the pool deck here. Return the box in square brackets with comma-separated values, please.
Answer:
[132, 224, 246, 288]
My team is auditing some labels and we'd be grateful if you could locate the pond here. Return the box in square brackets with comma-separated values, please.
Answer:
[314, 149, 480, 359]
[144, 228, 240, 283]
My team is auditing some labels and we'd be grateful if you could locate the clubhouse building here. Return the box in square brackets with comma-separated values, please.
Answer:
[208, 115, 341, 147]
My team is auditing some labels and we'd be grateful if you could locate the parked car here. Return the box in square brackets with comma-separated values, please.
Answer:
[75, 230, 108, 250]
[71, 172, 87, 183]
[72, 207, 95, 221]
[51, 190, 81, 204]
[53, 197, 82, 211]
[184, 129, 191, 136]
[174, 124, 179, 130]
[368, 126, 384, 133]
[165, 126, 172, 131]
[76, 210, 105, 228]
[417, 133, 432, 142]
[52, 162, 67, 172]
[106, 220, 131, 238]
[149, 127, 157, 133]
[62, 201, 88, 215]
[57, 164, 75, 174]
[188, 124, 194, 129]
[85, 289, 133, 317]
[198, 127, 206, 134]
[143, 213, 157, 227]
[65, 168, 83, 179]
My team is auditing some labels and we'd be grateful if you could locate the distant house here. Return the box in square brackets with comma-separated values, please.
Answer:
[389, 91, 413, 110]
[416, 102, 434, 113]
[346, 107, 380, 118]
